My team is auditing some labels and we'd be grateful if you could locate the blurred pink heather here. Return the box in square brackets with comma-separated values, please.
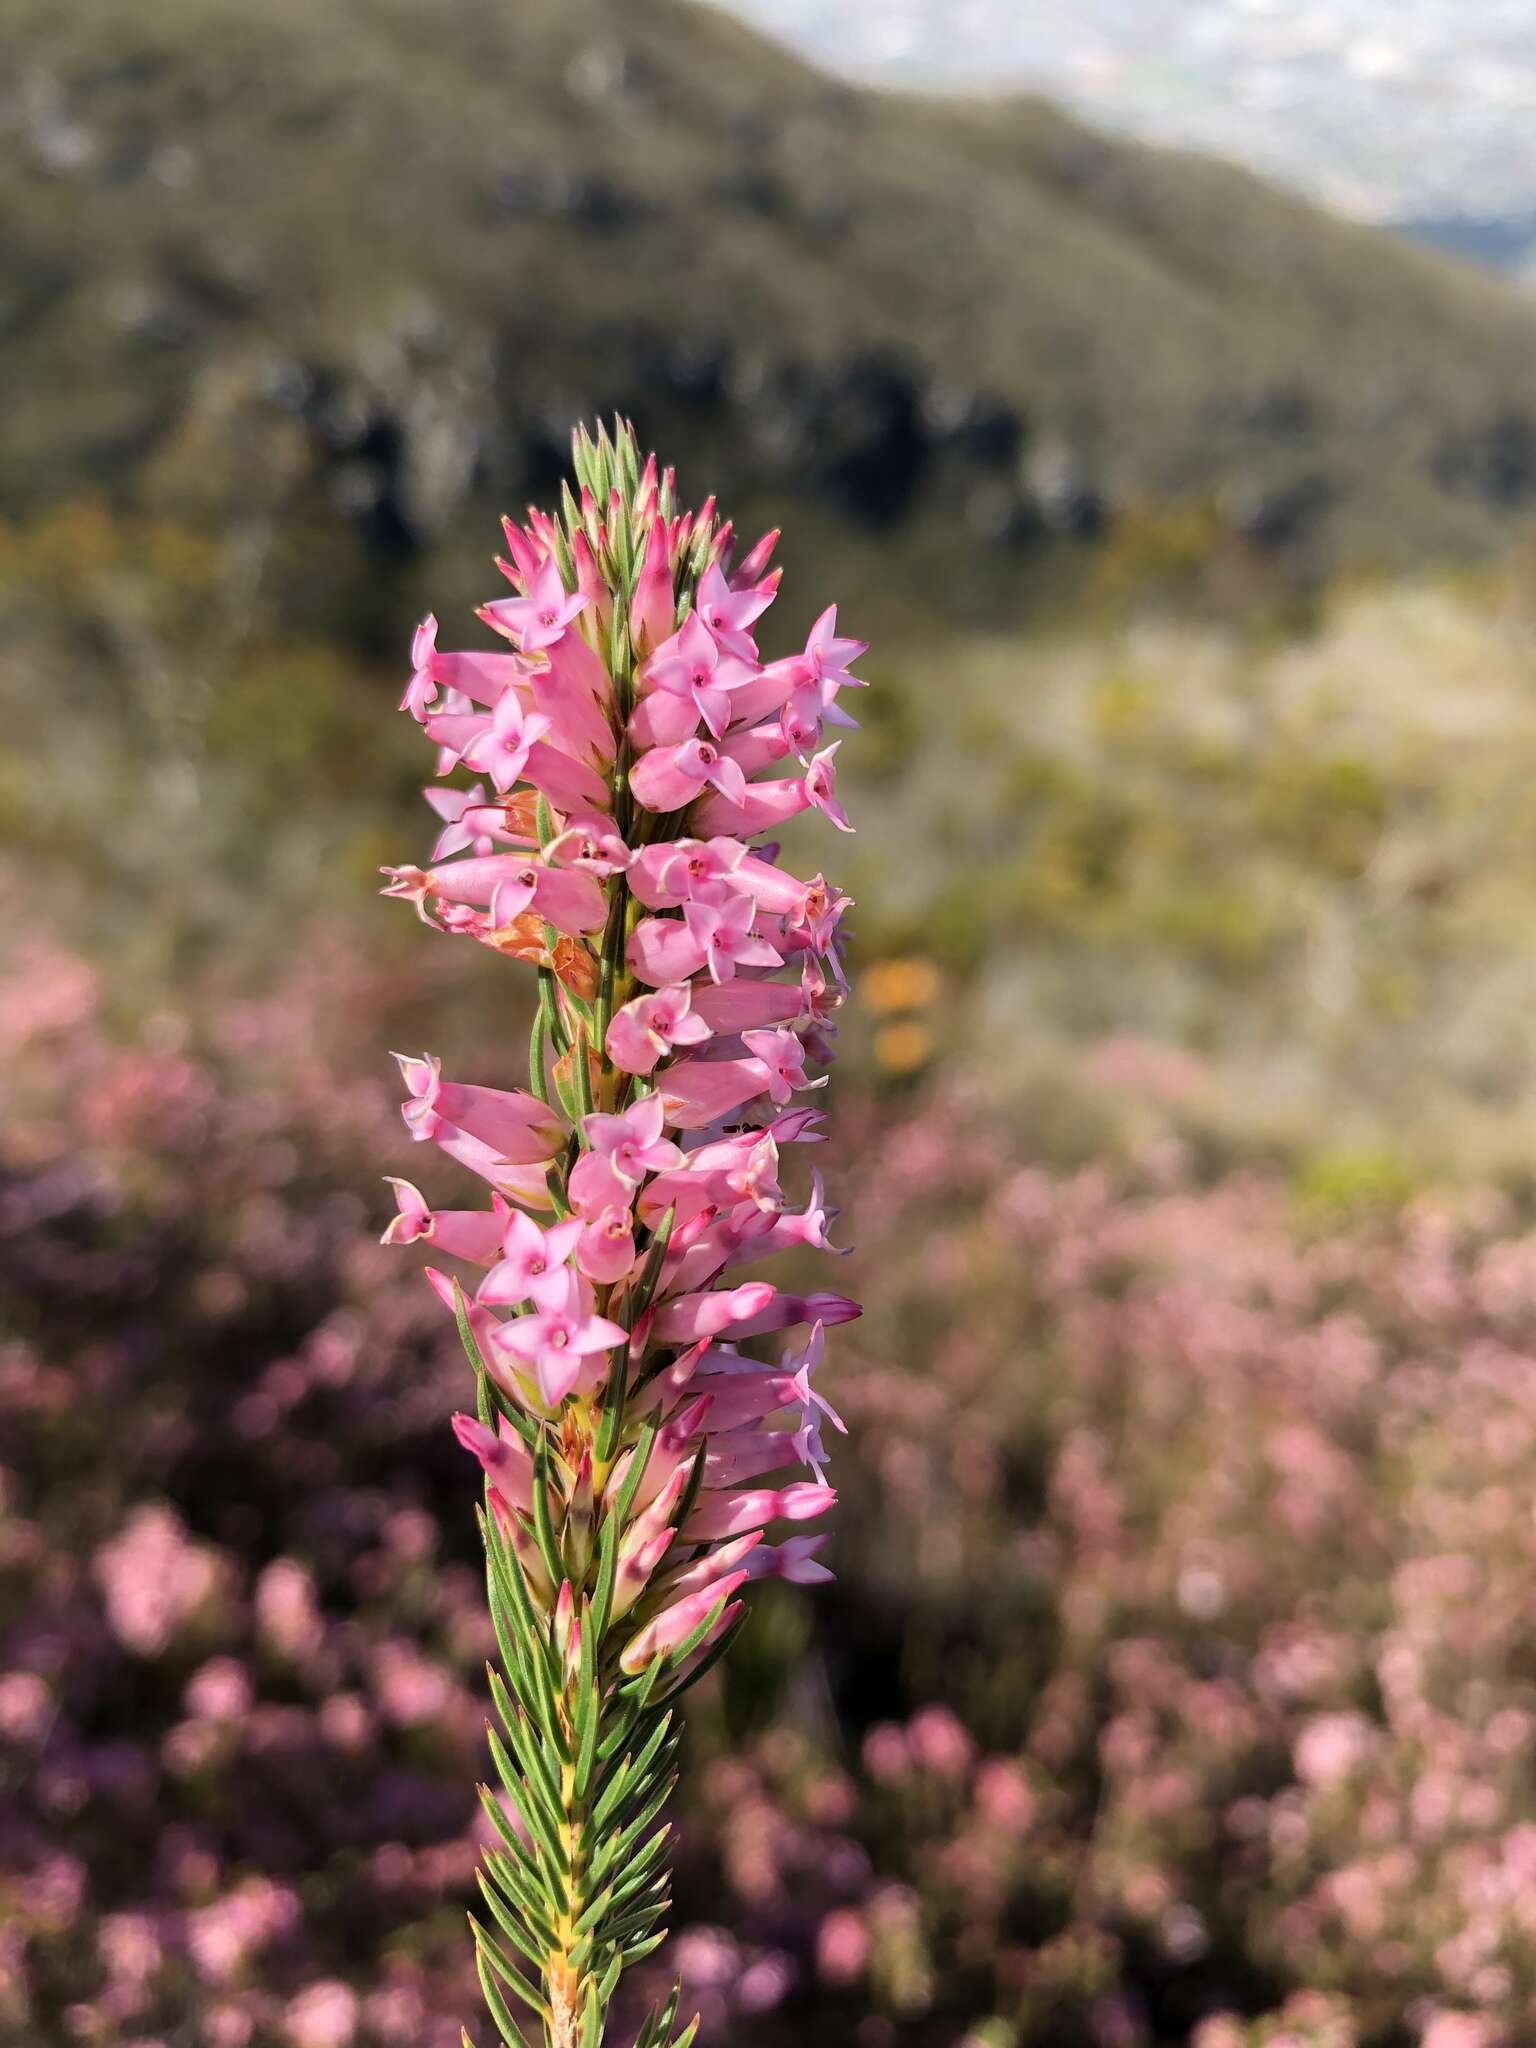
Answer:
[378, 420, 860, 2045]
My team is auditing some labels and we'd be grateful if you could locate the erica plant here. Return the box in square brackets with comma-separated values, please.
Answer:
[380, 421, 862, 2048]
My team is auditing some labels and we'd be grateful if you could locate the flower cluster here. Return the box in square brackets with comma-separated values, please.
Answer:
[379, 421, 861, 2046]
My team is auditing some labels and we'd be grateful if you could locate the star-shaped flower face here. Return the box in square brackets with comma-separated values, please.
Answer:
[478, 1212, 584, 1311]
[479, 556, 590, 653]
[582, 1094, 684, 1187]
[494, 1272, 627, 1407]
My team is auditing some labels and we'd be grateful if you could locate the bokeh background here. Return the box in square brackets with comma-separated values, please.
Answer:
[11, 3, 1536, 2045]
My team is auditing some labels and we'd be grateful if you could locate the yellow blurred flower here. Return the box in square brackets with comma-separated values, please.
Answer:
[864, 956, 941, 1016]
[873, 1020, 933, 1074]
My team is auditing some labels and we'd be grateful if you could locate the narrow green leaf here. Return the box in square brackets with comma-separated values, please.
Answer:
[488, 1725, 567, 1875]
[528, 1009, 551, 1107]
[530, 1440, 565, 1594]
[621, 1931, 668, 1964]
[571, 1021, 595, 1122]
[591, 1713, 672, 1833]
[481, 1846, 560, 1949]
[476, 1871, 551, 1972]
[626, 1205, 677, 1326]
[473, 1924, 548, 2034]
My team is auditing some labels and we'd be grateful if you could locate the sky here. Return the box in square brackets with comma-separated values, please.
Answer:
[707, 0, 1536, 229]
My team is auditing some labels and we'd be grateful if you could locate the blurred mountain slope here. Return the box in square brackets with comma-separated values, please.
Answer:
[8, 0, 1536, 595]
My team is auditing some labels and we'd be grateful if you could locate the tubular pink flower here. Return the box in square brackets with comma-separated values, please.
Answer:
[395, 1053, 564, 1162]
[651, 1282, 777, 1346]
[575, 1204, 638, 1285]
[743, 1534, 834, 1585]
[726, 1289, 863, 1338]
[451, 1413, 535, 1514]
[380, 422, 861, 2043]
[683, 1481, 837, 1542]
[654, 1053, 772, 1130]
[688, 978, 804, 1033]
[380, 1178, 508, 1263]
[380, 855, 607, 937]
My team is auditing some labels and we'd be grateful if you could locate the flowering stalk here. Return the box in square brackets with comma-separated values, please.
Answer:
[380, 420, 862, 2048]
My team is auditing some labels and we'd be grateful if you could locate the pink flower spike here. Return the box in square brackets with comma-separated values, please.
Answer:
[495, 1275, 627, 1407]
[582, 1094, 684, 1186]
[694, 562, 775, 659]
[479, 556, 589, 653]
[462, 691, 554, 795]
[479, 1212, 585, 1311]
[606, 985, 712, 1076]
[742, 1028, 826, 1106]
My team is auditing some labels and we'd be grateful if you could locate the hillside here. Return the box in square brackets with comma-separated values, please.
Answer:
[8, 0, 1536, 634]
